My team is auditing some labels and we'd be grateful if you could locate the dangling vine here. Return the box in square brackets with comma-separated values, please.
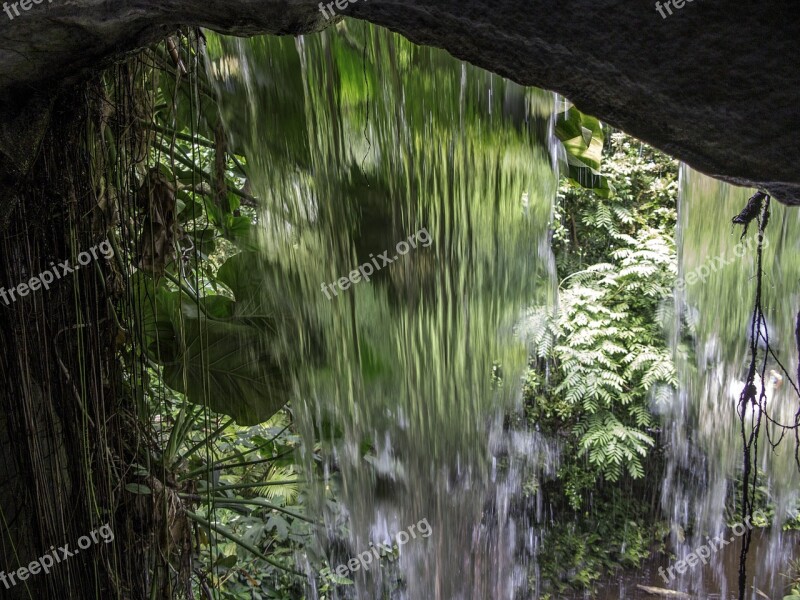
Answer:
[732, 191, 800, 600]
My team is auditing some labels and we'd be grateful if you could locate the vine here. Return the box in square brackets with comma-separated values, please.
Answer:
[732, 191, 800, 600]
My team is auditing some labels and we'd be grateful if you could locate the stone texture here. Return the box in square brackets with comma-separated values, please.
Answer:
[0, 1, 798, 202]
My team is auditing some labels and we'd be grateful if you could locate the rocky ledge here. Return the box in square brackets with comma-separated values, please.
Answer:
[0, 1, 797, 202]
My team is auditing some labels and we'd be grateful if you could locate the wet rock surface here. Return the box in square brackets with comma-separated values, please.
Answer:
[0, 1, 797, 201]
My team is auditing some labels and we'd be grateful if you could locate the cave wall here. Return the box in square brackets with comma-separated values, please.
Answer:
[0, 0, 798, 202]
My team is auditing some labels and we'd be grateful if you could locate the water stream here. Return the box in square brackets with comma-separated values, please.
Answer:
[206, 22, 799, 600]
[656, 167, 800, 600]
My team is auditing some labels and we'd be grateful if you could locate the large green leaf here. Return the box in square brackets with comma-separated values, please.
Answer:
[555, 106, 613, 198]
[130, 272, 181, 361]
[217, 252, 299, 327]
[132, 264, 295, 425]
[161, 316, 290, 425]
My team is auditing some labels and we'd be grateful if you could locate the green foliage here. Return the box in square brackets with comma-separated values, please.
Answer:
[108, 35, 334, 600]
[120, 37, 304, 426]
[554, 106, 613, 198]
[525, 131, 678, 591]
[552, 131, 678, 273]
[526, 132, 678, 483]
[537, 491, 655, 594]
[180, 410, 320, 599]
[526, 222, 676, 481]
[131, 254, 298, 425]
[784, 558, 800, 600]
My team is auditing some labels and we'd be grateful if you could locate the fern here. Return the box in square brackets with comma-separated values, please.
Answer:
[256, 465, 301, 503]
[526, 208, 675, 484]
[528, 131, 679, 589]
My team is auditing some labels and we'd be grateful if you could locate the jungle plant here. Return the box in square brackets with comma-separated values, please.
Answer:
[524, 131, 678, 590]
[97, 32, 336, 599]
[526, 132, 678, 483]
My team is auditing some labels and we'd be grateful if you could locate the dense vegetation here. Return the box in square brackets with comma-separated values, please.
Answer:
[86, 35, 786, 598]
[525, 128, 800, 596]
[3, 21, 798, 600]
[522, 132, 679, 594]
[125, 32, 691, 598]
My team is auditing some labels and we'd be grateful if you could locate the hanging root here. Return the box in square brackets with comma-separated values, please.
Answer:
[795, 313, 800, 471]
[732, 192, 800, 600]
[735, 193, 770, 600]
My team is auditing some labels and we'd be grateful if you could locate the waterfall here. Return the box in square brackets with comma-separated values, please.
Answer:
[207, 21, 560, 599]
[204, 20, 798, 599]
[660, 165, 800, 599]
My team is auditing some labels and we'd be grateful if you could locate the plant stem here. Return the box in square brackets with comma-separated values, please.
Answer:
[185, 510, 304, 575]
[182, 494, 315, 523]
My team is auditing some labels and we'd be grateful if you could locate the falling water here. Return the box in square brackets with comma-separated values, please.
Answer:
[659, 166, 800, 599]
[205, 21, 798, 599]
[207, 22, 560, 599]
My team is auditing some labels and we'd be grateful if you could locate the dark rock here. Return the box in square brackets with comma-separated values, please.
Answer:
[0, 1, 797, 202]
